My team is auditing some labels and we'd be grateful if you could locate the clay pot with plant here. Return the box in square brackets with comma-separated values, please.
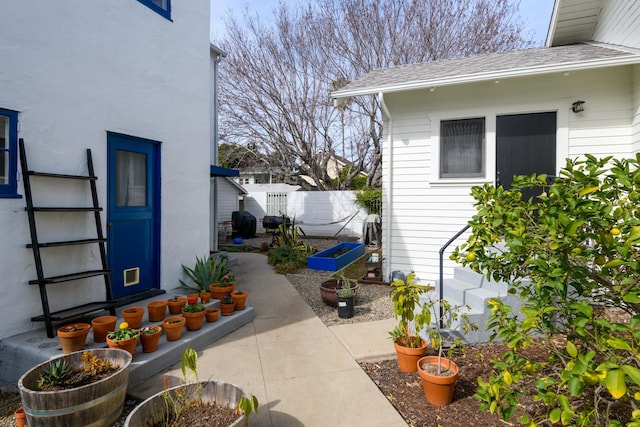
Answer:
[140, 325, 162, 353]
[121, 306, 145, 329]
[167, 296, 187, 314]
[199, 290, 212, 304]
[219, 293, 236, 316]
[210, 274, 235, 300]
[336, 278, 356, 319]
[415, 296, 476, 406]
[231, 290, 248, 310]
[106, 322, 140, 356]
[57, 323, 91, 354]
[388, 273, 432, 372]
[163, 316, 186, 341]
[182, 303, 206, 331]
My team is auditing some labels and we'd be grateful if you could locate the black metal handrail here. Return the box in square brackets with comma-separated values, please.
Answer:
[438, 224, 470, 328]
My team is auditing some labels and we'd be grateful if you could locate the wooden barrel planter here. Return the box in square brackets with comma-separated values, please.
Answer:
[18, 348, 132, 427]
[125, 381, 249, 427]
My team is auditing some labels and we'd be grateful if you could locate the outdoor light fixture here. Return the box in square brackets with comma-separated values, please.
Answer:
[572, 100, 585, 113]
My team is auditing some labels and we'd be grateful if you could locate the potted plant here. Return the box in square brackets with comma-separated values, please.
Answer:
[124, 348, 258, 426]
[18, 349, 132, 427]
[206, 307, 220, 322]
[231, 290, 248, 310]
[106, 322, 140, 356]
[416, 297, 476, 406]
[140, 325, 162, 353]
[163, 316, 186, 341]
[177, 254, 232, 293]
[167, 296, 187, 314]
[336, 280, 356, 319]
[199, 290, 212, 303]
[57, 323, 91, 354]
[219, 293, 236, 316]
[210, 273, 236, 300]
[388, 273, 433, 372]
[182, 303, 206, 331]
[121, 306, 145, 329]
[319, 277, 359, 306]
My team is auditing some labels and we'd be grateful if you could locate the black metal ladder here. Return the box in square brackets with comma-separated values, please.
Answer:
[19, 139, 116, 338]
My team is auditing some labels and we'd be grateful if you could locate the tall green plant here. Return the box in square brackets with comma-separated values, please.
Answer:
[355, 187, 381, 214]
[178, 255, 231, 292]
[452, 155, 640, 426]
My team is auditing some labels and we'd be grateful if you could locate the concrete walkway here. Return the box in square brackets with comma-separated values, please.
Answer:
[128, 252, 406, 427]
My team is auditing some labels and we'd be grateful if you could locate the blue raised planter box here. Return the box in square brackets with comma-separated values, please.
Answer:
[308, 242, 365, 272]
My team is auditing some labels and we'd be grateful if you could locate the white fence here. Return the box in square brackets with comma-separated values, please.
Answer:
[242, 185, 369, 238]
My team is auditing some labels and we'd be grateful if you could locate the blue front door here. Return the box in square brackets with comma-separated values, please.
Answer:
[107, 132, 160, 298]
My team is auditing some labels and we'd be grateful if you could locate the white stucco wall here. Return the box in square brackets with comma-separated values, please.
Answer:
[0, 1, 211, 338]
[382, 66, 637, 284]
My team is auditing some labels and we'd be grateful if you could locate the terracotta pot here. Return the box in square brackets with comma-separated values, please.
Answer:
[393, 339, 428, 373]
[147, 300, 168, 322]
[106, 335, 139, 356]
[182, 309, 206, 331]
[206, 307, 220, 322]
[140, 326, 162, 353]
[163, 317, 185, 341]
[91, 315, 117, 343]
[167, 297, 187, 314]
[57, 323, 90, 354]
[210, 283, 235, 300]
[122, 306, 145, 329]
[417, 355, 459, 406]
[219, 300, 236, 316]
[14, 407, 26, 427]
[199, 291, 212, 304]
[231, 291, 248, 310]
[187, 293, 199, 305]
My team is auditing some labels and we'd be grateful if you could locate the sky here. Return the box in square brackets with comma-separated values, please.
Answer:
[211, 0, 556, 46]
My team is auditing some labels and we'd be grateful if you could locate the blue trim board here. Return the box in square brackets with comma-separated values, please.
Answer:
[137, 0, 172, 21]
[210, 165, 239, 177]
[0, 108, 20, 198]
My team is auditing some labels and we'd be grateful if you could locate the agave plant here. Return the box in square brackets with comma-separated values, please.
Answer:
[178, 255, 231, 292]
[273, 221, 315, 254]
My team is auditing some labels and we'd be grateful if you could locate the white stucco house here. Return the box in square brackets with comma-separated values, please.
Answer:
[331, 0, 640, 291]
[0, 1, 227, 339]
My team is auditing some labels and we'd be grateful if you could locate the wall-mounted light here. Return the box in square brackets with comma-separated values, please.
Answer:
[572, 100, 585, 113]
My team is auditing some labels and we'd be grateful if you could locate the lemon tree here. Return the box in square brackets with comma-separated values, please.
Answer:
[452, 155, 640, 426]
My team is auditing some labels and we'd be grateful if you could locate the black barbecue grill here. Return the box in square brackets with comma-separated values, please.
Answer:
[261, 215, 291, 231]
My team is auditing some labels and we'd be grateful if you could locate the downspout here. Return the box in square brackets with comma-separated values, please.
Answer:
[378, 92, 393, 281]
[211, 45, 227, 252]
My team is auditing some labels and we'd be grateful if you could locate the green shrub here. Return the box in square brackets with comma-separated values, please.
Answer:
[268, 245, 308, 274]
[355, 187, 381, 214]
[452, 155, 640, 426]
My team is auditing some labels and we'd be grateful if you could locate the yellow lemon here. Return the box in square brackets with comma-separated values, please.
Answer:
[466, 251, 476, 262]
[119, 322, 129, 330]
[611, 227, 621, 235]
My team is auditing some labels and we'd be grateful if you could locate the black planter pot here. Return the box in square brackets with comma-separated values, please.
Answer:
[336, 294, 355, 318]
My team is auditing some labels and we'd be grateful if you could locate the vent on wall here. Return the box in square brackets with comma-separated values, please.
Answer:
[124, 268, 140, 287]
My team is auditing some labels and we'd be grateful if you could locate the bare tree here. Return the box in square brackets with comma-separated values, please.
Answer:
[217, 0, 532, 190]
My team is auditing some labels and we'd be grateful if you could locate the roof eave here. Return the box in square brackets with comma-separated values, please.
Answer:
[331, 54, 640, 100]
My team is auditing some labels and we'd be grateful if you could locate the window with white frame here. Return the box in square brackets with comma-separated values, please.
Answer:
[0, 108, 19, 198]
[137, 0, 171, 20]
[440, 117, 485, 178]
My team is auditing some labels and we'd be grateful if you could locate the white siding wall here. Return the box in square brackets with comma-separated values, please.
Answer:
[217, 178, 241, 223]
[0, 2, 211, 338]
[382, 66, 636, 284]
[633, 65, 640, 153]
[593, 0, 640, 48]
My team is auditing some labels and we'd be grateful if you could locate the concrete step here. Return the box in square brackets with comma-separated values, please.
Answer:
[0, 293, 254, 391]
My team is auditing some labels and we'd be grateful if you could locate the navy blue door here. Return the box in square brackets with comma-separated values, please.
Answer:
[107, 132, 160, 298]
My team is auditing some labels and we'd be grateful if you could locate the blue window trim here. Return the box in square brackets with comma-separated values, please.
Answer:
[137, 0, 172, 21]
[0, 108, 21, 199]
